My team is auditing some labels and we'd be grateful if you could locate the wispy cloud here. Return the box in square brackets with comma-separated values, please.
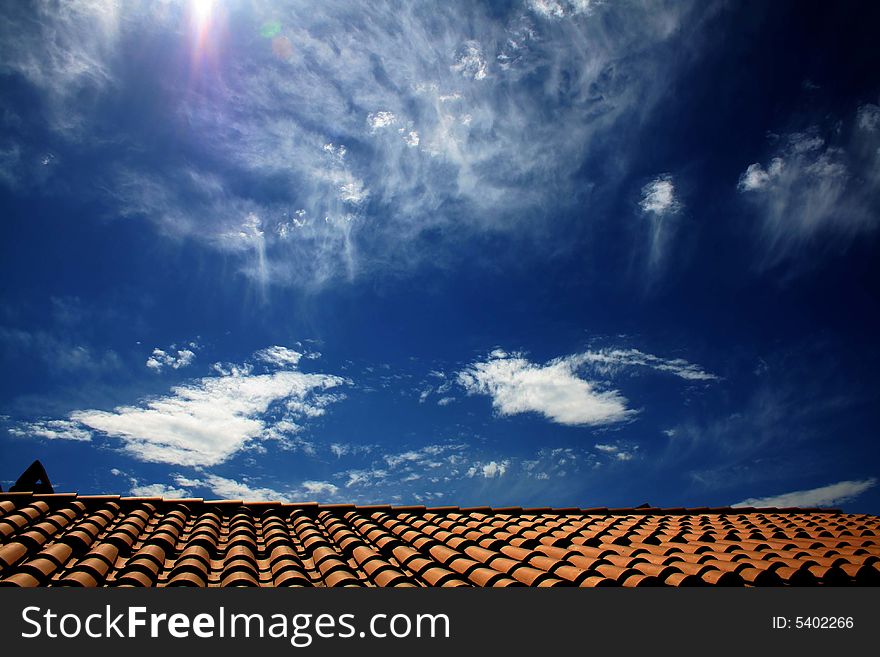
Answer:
[856, 103, 880, 132]
[737, 109, 880, 264]
[451, 41, 489, 80]
[416, 370, 455, 404]
[110, 466, 345, 503]
[0, 326, 121, 375]
[8, 419, 91, 442]
[130, 482, 191, 498]
[329, 443, 373, 458]
[1, 1, 698, 289]
[0, 0, 122, 135]
[0, 144, 21, 187]
[94, 440, 617, 506]
[172, 473, 338, 503]
[300, 481, 340, 497]
[528, 0, 596, 20]
[733, 478, 877, 509]
[110, 468, 192, 498]
[331, 441, 603, 504]
[569, 348, 718, 381]
[593, 442, 637, 461]
[173, 474, 285, 502]
[638, 174, 682, 270]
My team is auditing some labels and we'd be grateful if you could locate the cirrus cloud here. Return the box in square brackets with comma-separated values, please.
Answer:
[8, 419, 92, 442]
[0, 0, 700, 289]
[733, 478, 877, 509]
[737, 111, 880, 264]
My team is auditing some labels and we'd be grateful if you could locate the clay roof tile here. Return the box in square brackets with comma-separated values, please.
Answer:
[1, 492, 876, 588]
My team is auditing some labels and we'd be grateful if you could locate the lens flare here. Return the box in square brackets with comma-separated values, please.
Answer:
[261, 20, 282, 39]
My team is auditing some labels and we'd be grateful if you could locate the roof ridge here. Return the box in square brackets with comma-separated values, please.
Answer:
[0, 491, 847, 515]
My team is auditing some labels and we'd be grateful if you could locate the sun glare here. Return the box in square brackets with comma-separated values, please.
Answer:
[191, 0, 214, 27]
[188, 0, 217, 64]
[190, 0, 215, 43]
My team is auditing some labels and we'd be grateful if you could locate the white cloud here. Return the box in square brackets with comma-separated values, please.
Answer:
[174, 473, 291, 502]
[529, 0, 595, 19]
[403, 130, 420, 147]
[385, 448, 435, 469]
[129, 482, 191, 498]
[173, 473, 337, 503]
[638, 174, 682, 269]
[210, 361, 254, 377]
[254, 345, 303, 368]
[8, 419, 91, 442]
[383, 444, 461, 471]
[146, 344, 197, 372]
[452, 41, 488, 80]
[457, 346, 714, 427]
[593, 442, 635, 461]
[329, 442, 373, 458]
[301, 481, 339, 497]
[733, 478, 877, 509]
[132, 470, 331, 504]
[344, 468, 388, 488]
[367, 111, 397, 130]
[467, 460, 509, 478]
[68, 349, 348, 467]
[639, 174, 680, 216]
[458, 351, 631, 426]
[323, 143, 347, 159]
[338, 178, 369, 204]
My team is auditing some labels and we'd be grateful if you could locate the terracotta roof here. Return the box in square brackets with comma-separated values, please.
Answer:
[1, 492, 878, 587]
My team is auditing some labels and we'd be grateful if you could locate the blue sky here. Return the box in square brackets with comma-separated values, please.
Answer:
[1, 0, 879, 512]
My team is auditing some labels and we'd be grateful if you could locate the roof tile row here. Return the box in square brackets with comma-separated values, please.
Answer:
[1, 493, 878, 587]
